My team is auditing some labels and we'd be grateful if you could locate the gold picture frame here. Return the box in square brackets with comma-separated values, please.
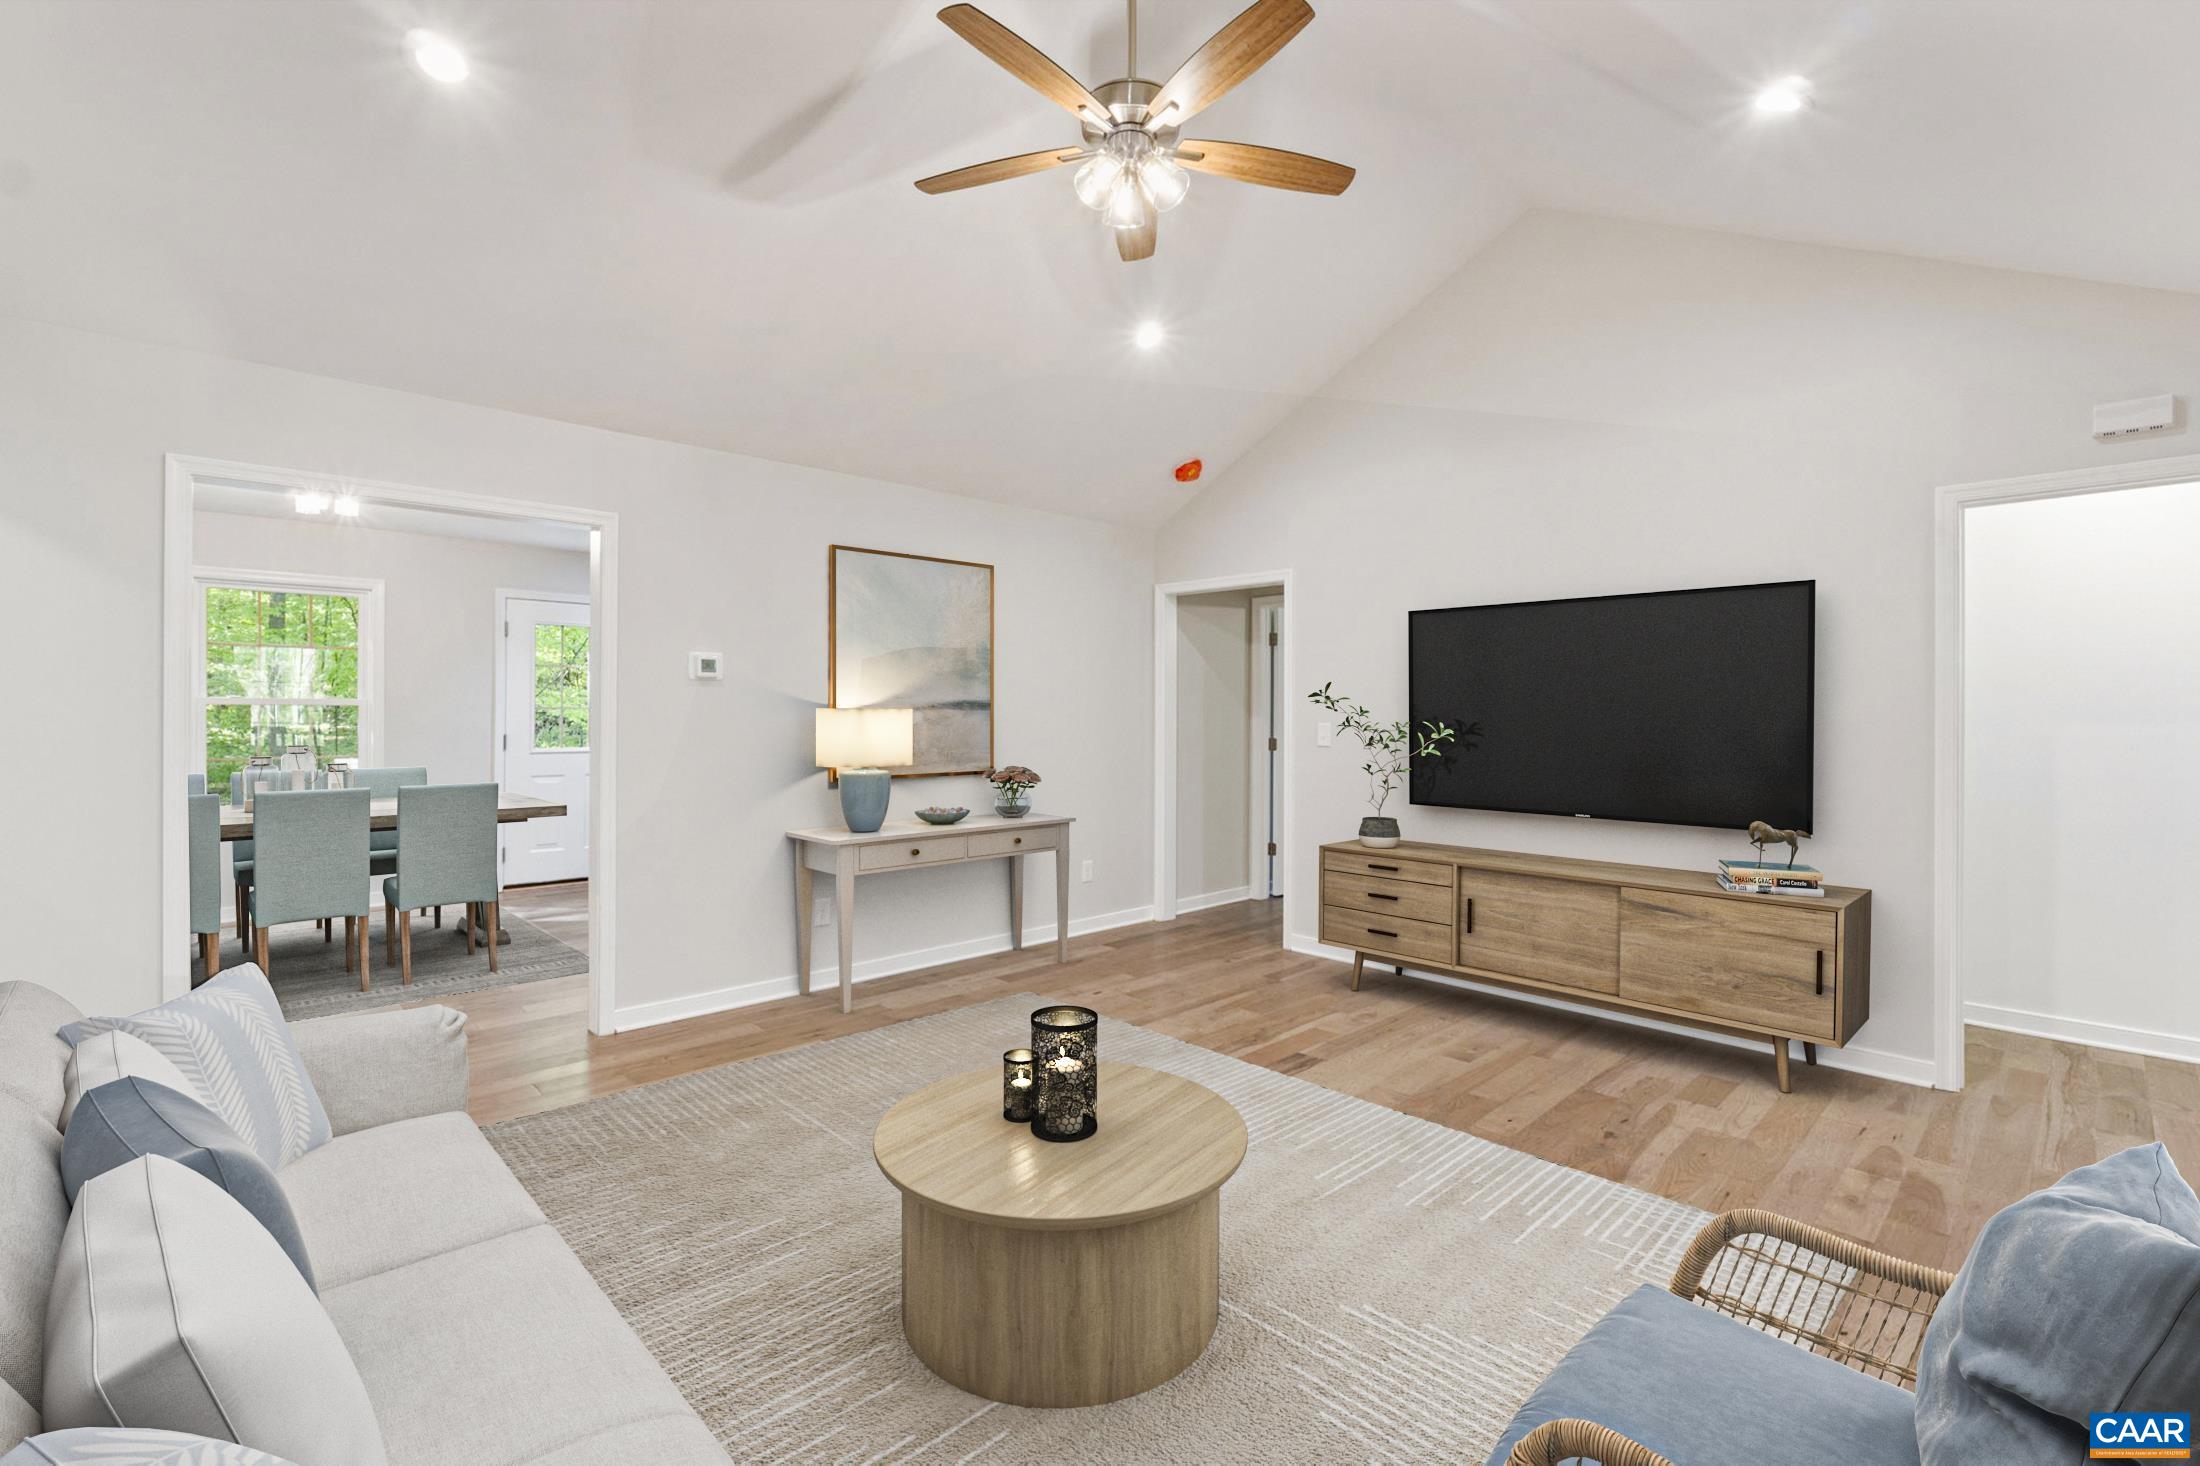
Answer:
[828, 545, 995, 779]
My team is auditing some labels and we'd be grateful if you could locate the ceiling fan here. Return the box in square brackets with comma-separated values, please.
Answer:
[915, 0, 1355, 262]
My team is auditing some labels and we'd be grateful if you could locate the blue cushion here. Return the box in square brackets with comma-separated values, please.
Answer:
[60, 1076, 313, 1289]
[1915, 1143, 2200, 1464]
[2, 1429, 295, 1464]
[59, 964, 332, 1171]
[1485, 1285, 1920, 1466]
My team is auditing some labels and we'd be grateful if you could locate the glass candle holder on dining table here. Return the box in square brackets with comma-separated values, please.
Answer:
[1002, 1049, 1036, 1122]
[1029, 1005, 1098, 1142]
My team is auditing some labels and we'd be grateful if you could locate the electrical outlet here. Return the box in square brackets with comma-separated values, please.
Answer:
[813, 899, 832, 927]
[1317, 720, 1334, 747]
[1081, 859, 1094, 884]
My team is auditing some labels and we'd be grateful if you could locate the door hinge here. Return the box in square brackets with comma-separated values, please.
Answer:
[501, 847, 508, 863]
[1266, 736, 1278, 752]
[503, 620, 509, 637]
[1268, 630, 1278, 646]
[1266, 842, 1277, 856]
[501, 734, 508, 750]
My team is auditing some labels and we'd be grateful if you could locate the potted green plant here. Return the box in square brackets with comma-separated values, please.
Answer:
[988, 765, 1041, 819]
[1307, 684, 1469, 847]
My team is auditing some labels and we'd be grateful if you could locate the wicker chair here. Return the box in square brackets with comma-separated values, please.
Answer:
[1505, 1209, 1956, 1466]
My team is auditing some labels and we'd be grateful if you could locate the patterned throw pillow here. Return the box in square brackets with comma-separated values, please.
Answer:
[2, 1429, 295, 1464]
[58, 967, 330, 1171]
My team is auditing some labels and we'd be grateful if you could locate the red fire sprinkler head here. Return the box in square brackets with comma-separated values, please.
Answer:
[1174, 458, 1203, 483]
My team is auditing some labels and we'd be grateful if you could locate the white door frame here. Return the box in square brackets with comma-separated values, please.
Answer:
[1247, 594, 1285, 899]
[163, 454, 624, 1035]
[493, 586, 592, 883]
[1932, 450, 2200, 1090]
[1154, 571, 1294, 939]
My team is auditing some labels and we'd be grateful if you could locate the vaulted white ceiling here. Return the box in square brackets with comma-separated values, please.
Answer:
[4, 1, 2197, 527]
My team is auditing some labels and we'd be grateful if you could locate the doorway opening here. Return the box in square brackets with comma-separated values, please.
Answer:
[1153, 571, 1294, 943]
[163, 456, 621, 1034]
[1934, 452, 2200, 1088]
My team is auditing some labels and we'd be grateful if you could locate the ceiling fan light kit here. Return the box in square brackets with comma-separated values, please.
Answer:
[917, 0, 1355, 263]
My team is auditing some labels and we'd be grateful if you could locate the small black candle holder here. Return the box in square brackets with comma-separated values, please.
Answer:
[1030, 1005, 1098, 1142]
[1002, 1048, 1036, 1122]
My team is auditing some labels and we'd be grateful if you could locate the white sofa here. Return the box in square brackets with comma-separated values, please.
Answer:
[0, 979, 728, 1465]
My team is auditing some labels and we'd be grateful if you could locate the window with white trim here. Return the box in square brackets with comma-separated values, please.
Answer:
[201, 583, 367, 801]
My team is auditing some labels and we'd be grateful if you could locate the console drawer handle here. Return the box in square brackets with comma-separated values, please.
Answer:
[1815, 950, 1825, 996]
[1465, 897, 1474, 934]
[1367, 891, 1398, 901]
[1013, 836, 1022, 845]
[910, 848, 922, 857]
[1366, 927, 1398, 939]
[1367, 863, 1400, 872]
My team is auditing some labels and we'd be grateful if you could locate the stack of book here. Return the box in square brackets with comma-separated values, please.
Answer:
[1717, 859, 1825, 897]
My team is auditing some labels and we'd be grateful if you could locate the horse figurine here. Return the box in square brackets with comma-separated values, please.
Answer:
[1747, 820, 1809, 869]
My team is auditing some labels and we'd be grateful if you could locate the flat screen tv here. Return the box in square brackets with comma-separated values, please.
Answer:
[1407, 580, 1814, 831]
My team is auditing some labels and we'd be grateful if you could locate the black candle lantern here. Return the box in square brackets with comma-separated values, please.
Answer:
[1029, 1005, 1098, 1142]
[1002, 1048, 1036, 1122]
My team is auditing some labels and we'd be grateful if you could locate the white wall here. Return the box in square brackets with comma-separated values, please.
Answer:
[193, 511, 588, 786]
[0, 315, 1155, 1023]
[1175, 591, 1253, 906]
[1154, 209, 2200, 1085]
[1962, 481, 2200, 1058]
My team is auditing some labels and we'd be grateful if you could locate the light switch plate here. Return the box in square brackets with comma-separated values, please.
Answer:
[1316, 720, 1334, 747]
[689, 651, 723, 680]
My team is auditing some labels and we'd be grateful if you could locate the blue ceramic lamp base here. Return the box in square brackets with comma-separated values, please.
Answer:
[838, 768, 892, 833]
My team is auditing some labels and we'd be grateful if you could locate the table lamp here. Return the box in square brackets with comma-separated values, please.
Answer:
[816, 707, 914, 833]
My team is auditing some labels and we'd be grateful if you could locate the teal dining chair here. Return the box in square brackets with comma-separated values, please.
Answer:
[188, 792, 221, 985]
[380, 783, 500, 985]
[186, 773, 206, 796]
[248, 788, 373, 987]
[351, 766, 427, 876]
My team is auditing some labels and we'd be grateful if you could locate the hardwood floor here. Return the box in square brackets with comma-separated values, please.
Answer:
[476, 883, 2197, 1273]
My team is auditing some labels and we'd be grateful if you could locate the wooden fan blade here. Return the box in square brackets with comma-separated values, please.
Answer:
[1175, 140, 1354, 195]
[937, 5, 1113, 128]
[1115, 215, 1157, 262]
[1145, 0, 1314, 131]
[915, 148, 1084, 194]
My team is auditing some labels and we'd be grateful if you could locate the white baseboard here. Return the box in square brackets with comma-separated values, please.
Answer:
[1285, 932, 1938, 1089]
[611, 904, 1155, 1033]
[1175, 886, 1251, 914]
[1965, 1000, 2200, 1066]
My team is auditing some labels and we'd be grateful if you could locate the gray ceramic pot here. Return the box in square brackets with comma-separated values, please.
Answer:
[1358, 816, 1401, 849]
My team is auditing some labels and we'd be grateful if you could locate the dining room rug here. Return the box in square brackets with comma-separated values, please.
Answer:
[485, 996, 1712, 1464]
[250, 910, 586, 1021]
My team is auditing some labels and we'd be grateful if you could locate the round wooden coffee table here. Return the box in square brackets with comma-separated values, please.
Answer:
[874, 1062, 1247, 1408]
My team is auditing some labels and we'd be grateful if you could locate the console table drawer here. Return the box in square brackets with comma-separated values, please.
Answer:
[860, 836, 970, 871]
[1322, 872, 1454, 926]
[1322, 906, 1455, 966]
[1457, 870, 1619, 995]
[969, 827, 1057, 858]
[1619, 889, 1837, 1038]
[1322, 850, 1453, 888]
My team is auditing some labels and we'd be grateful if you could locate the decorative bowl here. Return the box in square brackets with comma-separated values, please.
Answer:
[916, 807, 970, 825]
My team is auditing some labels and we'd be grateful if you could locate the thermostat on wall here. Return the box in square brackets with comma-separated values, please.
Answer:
[689, 652, 723, 680]
[2092, 394, 2179, 440]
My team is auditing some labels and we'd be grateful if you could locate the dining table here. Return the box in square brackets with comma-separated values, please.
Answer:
[220, 790, 568, 944]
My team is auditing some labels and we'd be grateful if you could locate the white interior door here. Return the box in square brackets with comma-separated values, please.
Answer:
[1249, 595, 1284, 899]
[500, 596, 591, 885]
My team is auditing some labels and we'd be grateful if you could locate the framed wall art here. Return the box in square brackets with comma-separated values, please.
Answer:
[828, 545, 994, 778]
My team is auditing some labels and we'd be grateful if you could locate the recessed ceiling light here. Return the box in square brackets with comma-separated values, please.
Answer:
[1133, 320, 1166, 351]
[331, 495, 361, 518]
[406, 29, 469, 84]
[1752, 76, 1812, 116]
[294, 492, 330, 515]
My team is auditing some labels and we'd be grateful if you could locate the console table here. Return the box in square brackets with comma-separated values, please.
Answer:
[1320, 839, 1871, 1091]
[788, 815, 1073, 1012]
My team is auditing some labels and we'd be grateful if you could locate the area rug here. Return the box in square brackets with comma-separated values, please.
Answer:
[485, 998, 1709, 1464]
[253, 911, 586, 1021]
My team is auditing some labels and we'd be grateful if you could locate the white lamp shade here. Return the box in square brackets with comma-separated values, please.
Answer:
[815, 707, 914, 769]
